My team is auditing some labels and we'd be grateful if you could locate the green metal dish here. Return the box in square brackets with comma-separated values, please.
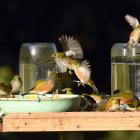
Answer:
[0, 94, 81, 114]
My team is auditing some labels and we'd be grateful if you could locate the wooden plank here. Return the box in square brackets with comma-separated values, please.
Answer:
[0, 124, 3, 132]
[2, 112, 140, 132]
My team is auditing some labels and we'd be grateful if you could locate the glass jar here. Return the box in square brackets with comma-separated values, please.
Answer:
[19, 43, 57, 93]
[111, 43, 140, 98]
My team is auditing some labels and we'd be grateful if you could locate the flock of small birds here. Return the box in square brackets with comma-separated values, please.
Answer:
[0, 14, 140, 112]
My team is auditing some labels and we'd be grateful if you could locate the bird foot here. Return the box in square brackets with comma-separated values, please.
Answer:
[69, 70, 74, 75]
[51, 89, 59, 100]
[36, 93, 41, 102]
[73, 80, 85, 87]
[92, 86, 99, 93]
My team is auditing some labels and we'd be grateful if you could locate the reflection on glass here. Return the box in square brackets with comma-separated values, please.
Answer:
[19, 43, 57, 93]
[111, 43, 140, 98]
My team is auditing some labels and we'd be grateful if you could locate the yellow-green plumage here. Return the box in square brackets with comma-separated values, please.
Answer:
[53, 35, 98, 92]
[0, 82, 12, 97]
[10, 75, 22, 94]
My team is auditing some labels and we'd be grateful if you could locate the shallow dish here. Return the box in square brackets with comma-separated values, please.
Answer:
[0, 94, 81, 114]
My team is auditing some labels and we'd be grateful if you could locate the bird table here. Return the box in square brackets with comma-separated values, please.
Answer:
[0, 112, 140, 140]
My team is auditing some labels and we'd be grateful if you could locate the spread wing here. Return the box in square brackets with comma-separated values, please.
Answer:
[59, 35, 84, 59]
[125, 14, 139, 28]
[54, 61, 68, 73]
[74, 60, 91, 83]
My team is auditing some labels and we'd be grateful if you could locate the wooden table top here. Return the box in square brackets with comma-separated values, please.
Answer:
[1, 112, 140, 132]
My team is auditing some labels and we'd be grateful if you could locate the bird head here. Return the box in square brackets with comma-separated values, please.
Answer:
[12, 75, 21, 81]
[52, 52, 65, 60]
[11, 75, 22, 84]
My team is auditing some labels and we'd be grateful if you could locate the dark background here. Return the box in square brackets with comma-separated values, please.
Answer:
[1, 0, 140, 94]
[0, 0, 139, 93]
[0, 1, 140, 139]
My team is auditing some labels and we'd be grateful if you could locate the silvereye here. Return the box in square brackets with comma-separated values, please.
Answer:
[53, 35, 98, 92]
[104, 96, 120, 111]
[125, 14, 140, 48]
[29, 72, 56, 95]
[0, 82, 12, 97]
[82, 93, 103, 104]
[0, 66, 13, 85]
[115, 90, 140, 108]
[61, 88, 73, 95]
[10, 75, 22, 95]
[81, 93, 110, 111]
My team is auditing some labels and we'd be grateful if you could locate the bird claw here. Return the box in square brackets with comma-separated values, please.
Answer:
[51, 89, 59, 100]
[92, 86, 98, 93]
[73, 80, 85, 87]
[36, 93, 41, 102]
[69, 70, 73, 75]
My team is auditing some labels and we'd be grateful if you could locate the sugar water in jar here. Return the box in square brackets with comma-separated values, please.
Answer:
[111, 43, 140, 99]
[19, 43, 57, 93]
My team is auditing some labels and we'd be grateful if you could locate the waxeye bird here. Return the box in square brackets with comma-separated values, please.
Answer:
[81, 92, 122, 112]
[115, 90, 140, 108]
[0, 66, 13, 85]
[29, 79, 54, 95]
[0, 82, 12, 97]
[52, 35, 98, 92]
[105, 96, 120, 112]
[82, 92, 110, 104]
[61, 88, 73, 95]
[80, 93, 105, 111]
[92, 95, 120, 112]
[10, 75, 22, 95]
[125, 14, 140, 48]
[80, 94, 97, 111]
[29, 71, 57, 95]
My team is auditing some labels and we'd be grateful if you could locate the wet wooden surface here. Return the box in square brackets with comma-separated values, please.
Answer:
[1, 112, 140, 132]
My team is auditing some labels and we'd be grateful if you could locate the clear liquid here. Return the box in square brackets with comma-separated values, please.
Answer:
[19, 62, 54, 93]
[111, 62, 140, 98]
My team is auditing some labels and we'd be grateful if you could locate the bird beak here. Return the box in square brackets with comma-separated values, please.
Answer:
[51, 54, 55, 58]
